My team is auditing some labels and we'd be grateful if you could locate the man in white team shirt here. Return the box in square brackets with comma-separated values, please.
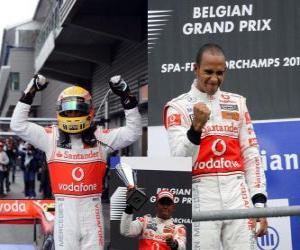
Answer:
[11, 74, 142, 250]
[164, 43, 268, 249]
[120, 189, 186, 250]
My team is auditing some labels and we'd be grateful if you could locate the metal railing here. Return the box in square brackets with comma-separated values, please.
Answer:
[0, 117, 102, 136]
[0, 117, 56, 125]
[193, 206, 300, 222]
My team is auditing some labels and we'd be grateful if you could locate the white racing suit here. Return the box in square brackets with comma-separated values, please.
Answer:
[11, 102, 142, 250]
[164, 81, 267, 250]
[120, 213, 186, 250]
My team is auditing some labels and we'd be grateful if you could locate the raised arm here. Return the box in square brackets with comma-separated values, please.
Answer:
[120, 205, 144, 237]
[10, 75, 51, 154]
[96, 76, 142, 151]
[164, 102, 210, 157]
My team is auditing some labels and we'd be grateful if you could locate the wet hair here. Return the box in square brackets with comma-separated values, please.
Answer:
[195, 43, 225, 66]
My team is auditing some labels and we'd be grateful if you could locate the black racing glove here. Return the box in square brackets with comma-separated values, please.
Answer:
[109, 75, 138, 109]
[187, 125, 202, 145]
[252, 193, 267, 206]
[20, 74, 48, 105]
[166, 237, 179, 250]
[124, 204, 134, 214]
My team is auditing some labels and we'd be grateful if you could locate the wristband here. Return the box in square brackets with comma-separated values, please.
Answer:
[252, 193, 267, 205]
[254, 203, 266, 208]
[124, 204, 133, 214]
[187, 125, 201, 145]
[121, 95, 138, 110]
[20, 91, 36, 105]
[170, 239, 179, 250]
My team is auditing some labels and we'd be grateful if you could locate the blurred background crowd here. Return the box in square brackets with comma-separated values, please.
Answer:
[0, 136, 52, 199]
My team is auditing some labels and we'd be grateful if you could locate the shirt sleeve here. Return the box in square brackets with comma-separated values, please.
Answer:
[239, 98, 267, 199]
[165, 106, 198, 157]
[96, 107, 142, 152]
[1, 152, 9, 165]
[120, 212, 144, 237]
[10, 102, 51, 155]
[174, 225, 186, 250]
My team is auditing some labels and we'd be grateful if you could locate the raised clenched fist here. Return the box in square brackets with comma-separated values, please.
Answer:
[109, 75, 129, 97]
[192, 102, 211, 132]
[165, 234, 178, 249]
[23, 74, 48, 95]
[34, 74, 48, 91]
[108, 75, 138, 109]
[20, 74, 49, 105]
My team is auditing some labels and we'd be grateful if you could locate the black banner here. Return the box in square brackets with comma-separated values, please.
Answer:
[149, 0, 300, 125]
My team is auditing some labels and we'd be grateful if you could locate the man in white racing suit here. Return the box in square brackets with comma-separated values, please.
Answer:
[10, 75, 142, 250]
[120, 189, 186, 250]
[164, 43, 268, 250]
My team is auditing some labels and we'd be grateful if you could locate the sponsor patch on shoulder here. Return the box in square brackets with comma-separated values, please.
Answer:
[220, 104, 238, 111]
[221, 111, 240, 121]
[167, 114, 181, 127]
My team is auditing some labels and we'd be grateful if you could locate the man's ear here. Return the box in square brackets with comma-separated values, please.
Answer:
[193, 63, 198, 72]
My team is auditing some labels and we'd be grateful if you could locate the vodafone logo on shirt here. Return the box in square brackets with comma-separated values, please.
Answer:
[193, 157, 240, 171]
[58, 182, 97, 193]
[58, 167, 97, 193]
[211, 139, 226, 156]
[49, 162, 107, 195]
[72, 167, 84, 181]
[193, 136, 244, 175]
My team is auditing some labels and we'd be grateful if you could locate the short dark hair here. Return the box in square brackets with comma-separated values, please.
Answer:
[195, 43, 225, 65]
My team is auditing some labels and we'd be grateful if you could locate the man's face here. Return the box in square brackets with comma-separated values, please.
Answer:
[156, 198, 175, 220]
[194, 51, 226, 95]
